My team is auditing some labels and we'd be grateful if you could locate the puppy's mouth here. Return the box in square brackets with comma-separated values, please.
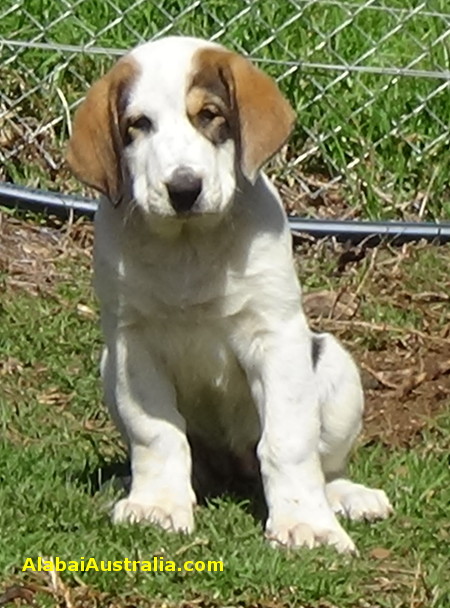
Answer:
[172, 202, 236, 225]
[167, 193, 233, 221]
[137, 200, 230, 235]
[171, 207, 228, 226]
[172, 205, 216, 219]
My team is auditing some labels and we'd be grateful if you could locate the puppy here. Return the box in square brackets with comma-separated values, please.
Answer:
[67, 36, 392, 553]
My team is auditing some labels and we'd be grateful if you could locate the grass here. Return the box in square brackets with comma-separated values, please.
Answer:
[1, 211, 450, 607]
[1, 0, 450, 218]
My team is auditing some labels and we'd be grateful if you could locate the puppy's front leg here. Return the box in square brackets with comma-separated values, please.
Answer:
[103, 326, 196, 533]
[244, 315, 356, 553]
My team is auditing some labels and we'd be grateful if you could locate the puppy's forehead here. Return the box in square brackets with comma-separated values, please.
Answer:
[127, 36, 225, 111]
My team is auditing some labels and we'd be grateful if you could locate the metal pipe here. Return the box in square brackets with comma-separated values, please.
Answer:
[0, 182, 97, 219]
[288, 217, 450, 245]
[1, 181, 449, 245]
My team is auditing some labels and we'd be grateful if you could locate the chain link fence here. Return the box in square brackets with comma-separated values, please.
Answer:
[1, 0, 449, 219]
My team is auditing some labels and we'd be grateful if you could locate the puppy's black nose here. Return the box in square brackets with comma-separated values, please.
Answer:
[166, 169, 202, 213]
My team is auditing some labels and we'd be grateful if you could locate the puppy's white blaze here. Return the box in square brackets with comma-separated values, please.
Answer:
[125, 37, 237, 220]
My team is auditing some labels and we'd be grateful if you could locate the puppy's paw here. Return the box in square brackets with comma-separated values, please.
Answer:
[112, 498, 194, 533]
[266, 511, 357, 554]
[326, 479, 393, 522]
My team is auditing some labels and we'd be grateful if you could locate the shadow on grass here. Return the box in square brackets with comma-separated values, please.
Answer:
[78, 438, 268, 524]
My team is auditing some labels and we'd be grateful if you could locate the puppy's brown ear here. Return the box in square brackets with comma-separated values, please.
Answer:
[66, 58, 137, 202]
[225, 53, 295, 182]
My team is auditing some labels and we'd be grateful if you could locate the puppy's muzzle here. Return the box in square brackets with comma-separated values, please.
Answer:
[166, 168, 203, 214]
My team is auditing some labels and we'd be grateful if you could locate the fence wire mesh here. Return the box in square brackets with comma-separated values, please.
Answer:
[1, 0, 449, 219]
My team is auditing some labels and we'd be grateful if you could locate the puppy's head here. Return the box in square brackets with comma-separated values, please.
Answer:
[67, 37, 295, 220]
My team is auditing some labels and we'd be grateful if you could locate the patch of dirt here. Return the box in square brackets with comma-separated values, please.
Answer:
[1, 210, 449, 448]
[297, 239, 450, 448]
[0, 212, 93, 295]
[361, 349, 450, 448]
[276, 173, 359, 221]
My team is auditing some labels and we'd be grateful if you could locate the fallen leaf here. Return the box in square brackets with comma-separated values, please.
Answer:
[370, 547, 392, 560]
[76, 303, 96, 319]
[303, 290, 358, 320]
[0, 585, 35, 606]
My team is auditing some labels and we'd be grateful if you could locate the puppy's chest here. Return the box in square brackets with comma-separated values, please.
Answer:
[122, 246, 246, 321]
[124, 247, 257, 445]
[143, 317, 256, 448]
[130, 272, 225, 318]
[112, 239, 261, 447]
[152, 319, 236, 385]
[124, 247, 248, 378]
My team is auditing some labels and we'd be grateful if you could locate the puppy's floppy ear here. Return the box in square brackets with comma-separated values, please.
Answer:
[223, 52, 295, 182]
[66, 58, 137, 203]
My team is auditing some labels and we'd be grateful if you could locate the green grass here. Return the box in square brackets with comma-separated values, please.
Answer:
[1, 0, 450, 218]
[1, 293, 449, 606]
[1, 216, 450, 607]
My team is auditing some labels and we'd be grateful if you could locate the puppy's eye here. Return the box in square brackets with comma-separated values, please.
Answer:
[129, 115, 153, 132]
[125, 115, 154, 144]
[198, 106, 222, 124]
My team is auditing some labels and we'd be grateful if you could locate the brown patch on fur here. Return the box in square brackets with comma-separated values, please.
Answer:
[186, 86, 232, 146]
[189, 47, 296, 180]
[187, 59, 233, 146]
[66, 58, 139, 201]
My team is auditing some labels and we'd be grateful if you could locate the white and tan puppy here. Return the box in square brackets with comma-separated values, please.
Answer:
[67, 36, 392, 553]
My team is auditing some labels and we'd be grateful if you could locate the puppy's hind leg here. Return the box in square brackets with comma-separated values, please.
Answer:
[315, 333, 393, 522]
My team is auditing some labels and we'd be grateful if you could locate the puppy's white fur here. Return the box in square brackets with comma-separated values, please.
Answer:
[125, 38, 237, 222]
[68, 36, 392, 553]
